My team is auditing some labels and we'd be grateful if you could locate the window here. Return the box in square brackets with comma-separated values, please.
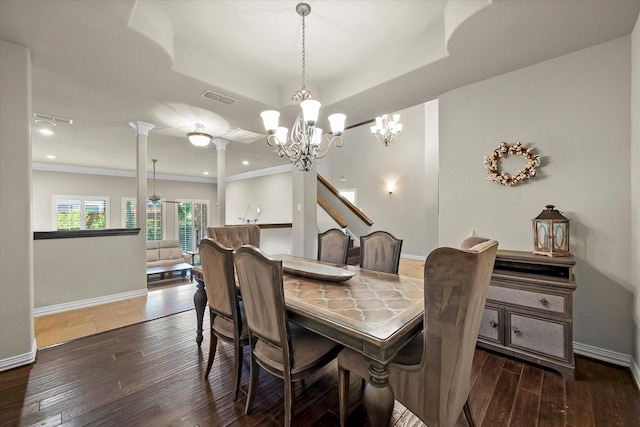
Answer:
[53, 196, 109, 230]
[122, 197, 163, 241]
[176, 200, 209, 253]
[339, 189, 357, 205]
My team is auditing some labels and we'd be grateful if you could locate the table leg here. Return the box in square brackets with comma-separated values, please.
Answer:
[365, 363, 395, 427]
[193, 278, 207, 347]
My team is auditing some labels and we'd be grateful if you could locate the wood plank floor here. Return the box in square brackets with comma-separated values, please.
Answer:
[10, 259, 638, 426]
[34, 278, 196, 348]
[3, 310, 639, 426]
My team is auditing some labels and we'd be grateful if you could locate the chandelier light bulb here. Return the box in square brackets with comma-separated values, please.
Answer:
[260, 111, 280, 133]
[328, 113, 346, 135]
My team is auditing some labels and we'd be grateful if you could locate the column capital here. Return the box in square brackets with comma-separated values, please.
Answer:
[213, 138, 230, 150]
[128, 120, 155, 136]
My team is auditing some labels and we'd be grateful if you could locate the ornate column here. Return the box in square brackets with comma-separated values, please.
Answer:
[128, 121, 154, 235]
[213, 138, 230, 226]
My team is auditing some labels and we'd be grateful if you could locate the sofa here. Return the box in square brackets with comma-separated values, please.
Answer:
[146, 240, 190, 268]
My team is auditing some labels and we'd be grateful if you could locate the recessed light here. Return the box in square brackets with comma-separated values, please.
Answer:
[46, 155, 56, 159]
[38, 128, 54, 136]
[242, 160, 249, 165]
[203, 171, 209, 175]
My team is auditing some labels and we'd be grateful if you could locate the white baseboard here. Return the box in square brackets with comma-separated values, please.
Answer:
[401, 254, 427, 261]
[573, 341, 631, 367]
[573, 342, 639, 390]
[34, 289, 148, 317]
[631, 358, 640, 391]
[0, 338, 37, 372]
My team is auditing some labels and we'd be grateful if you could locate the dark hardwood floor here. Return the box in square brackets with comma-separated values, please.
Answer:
[1, 310, 639, 427]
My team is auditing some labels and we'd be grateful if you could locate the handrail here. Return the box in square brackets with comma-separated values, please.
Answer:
[317, 196, 348, 229]
[317, 174, 373, 226]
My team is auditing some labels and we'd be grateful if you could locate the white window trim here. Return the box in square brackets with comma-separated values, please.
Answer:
[175, 199, 210, 252]
[122, 196, 165, 240]
[52, 194, 111, 230]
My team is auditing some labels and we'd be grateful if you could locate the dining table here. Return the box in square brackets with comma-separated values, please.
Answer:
[192, 254, 425, 427]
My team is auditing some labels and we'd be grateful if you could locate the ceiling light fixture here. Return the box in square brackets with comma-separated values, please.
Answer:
[371, 114, 403, 146]
[38, 128, 54, 136]
[260, 3, 346, 171]
[187, 123, 212, 147]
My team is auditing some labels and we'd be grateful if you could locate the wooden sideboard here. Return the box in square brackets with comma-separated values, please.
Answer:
[478, 250, 576, 379]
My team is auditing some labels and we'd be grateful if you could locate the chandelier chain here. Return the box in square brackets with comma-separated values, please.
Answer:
[301, 12, 306, 92]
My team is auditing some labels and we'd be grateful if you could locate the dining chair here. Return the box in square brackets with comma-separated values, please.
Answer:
[359, 230, 403, 274]
[198, 238, 249, 401]
[207, 224, 261, 249]
[318, 228, 350, 264]
[233, 245, 343, 427]
[338, 238, 499, 427]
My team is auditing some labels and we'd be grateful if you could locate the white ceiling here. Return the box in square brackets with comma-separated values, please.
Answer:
[1, 0, 639, 178]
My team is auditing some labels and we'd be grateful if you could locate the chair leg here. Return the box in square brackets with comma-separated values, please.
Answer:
[204, 329, 217, 378]
[463, 398, 476, 427]
[338, 367, 350, 427]
[284, 374, 294, 427]
[244, 351, 259, 415]
[232, 341, 243, 401]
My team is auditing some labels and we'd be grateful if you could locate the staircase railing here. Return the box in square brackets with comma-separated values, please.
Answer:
[316, 174, 372, 242]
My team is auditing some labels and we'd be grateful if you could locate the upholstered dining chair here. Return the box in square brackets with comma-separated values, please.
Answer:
[338, 237, 499, 427]
[207, 224, 261, 249]
[318, 228, 350, 265]
[359, 230, 403, 274]
[233, 245, 343, 427]
[198, 238, 249, 401]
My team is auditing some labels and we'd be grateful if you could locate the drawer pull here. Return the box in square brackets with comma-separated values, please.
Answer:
[539, 298, 549, 306]
[489, 320, 498, 328]
[512, 327, 521, 334]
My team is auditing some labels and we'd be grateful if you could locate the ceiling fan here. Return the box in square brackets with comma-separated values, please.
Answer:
[149, 159, 180, 204]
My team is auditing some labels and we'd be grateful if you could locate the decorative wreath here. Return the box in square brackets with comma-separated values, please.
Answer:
[483, 142, 541, 186]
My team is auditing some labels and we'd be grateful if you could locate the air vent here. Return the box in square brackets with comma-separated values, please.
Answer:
[201, 90, 238, 106]
[33, 112, 73, 125]
[223, 128, 264, 144]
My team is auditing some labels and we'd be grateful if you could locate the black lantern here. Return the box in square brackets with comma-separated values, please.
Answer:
[532, 205, 570, 257]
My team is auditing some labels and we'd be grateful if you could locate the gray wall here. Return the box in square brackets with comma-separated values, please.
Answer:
[33, 170, 216, 239]
[226, 171, 293, 255]
[34, 234, 145, 310]
[631, 15, 639, 375]
[320, 101, 440, 259]
[0, 41, 34, 368]
[439, 37, 633, 357]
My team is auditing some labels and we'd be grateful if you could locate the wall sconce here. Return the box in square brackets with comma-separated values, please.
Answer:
[386, 182, 396, 194]
[532, 204, 570, 257]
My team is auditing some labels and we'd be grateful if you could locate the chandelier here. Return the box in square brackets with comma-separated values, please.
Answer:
[370, 114, 402, 146]
[187, 123, 212, 147]
[260, 3, 346, 171]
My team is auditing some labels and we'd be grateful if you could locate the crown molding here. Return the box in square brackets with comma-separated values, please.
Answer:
[226, 164, 292, 182]
[32, 162, 292, 183]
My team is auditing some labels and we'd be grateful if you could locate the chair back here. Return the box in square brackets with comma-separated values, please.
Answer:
[208, 225, 260, 250]
[393, 238, 498, 427]
[198, 238, 238, 321]
[359, 230, 403, 273]
[233, 245, 291, 364]
[318, 228, 350, 264]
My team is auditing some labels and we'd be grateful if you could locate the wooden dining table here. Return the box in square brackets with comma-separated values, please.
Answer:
[192, 254, 424, 427]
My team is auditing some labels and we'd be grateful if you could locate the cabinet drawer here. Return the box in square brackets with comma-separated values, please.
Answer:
[508, 313, 567, 360]
[488, 284, 567, 315]
[478, 306, 502, 344]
